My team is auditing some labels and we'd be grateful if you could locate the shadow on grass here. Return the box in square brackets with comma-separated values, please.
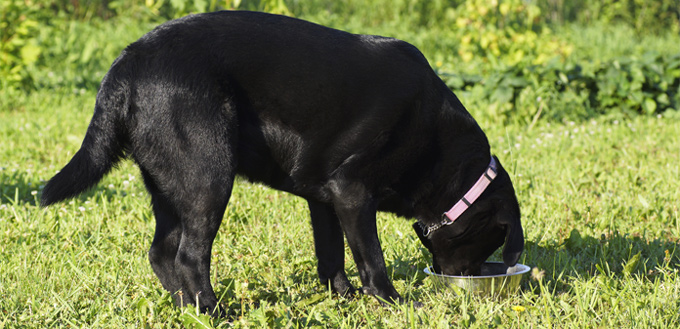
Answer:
[519, 229, 679, 292]
[0, 168, 136, 207]
[0, 169, 44, 205]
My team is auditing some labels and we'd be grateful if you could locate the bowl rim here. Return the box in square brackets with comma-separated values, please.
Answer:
[424, 261, 531, 279]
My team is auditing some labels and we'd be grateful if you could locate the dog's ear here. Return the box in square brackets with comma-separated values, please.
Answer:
[492, 155, 524, 266]
[501, 214, 524, 266]
[412, 222, 434, 253]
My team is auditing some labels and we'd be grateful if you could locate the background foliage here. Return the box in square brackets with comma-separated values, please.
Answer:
[2, 0, 679, 123]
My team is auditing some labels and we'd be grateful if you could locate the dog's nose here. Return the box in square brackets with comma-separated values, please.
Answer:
[441, 262, 481, 276]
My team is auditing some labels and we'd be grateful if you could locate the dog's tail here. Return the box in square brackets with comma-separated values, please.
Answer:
[41, 64, 129, 207]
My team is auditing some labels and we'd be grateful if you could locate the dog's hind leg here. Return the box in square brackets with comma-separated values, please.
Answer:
[144, 175, 183, 295]
[175, 179, 232, 315]
[140, 153, 234, 316]
[133, 95, 238, 316]
[307, 200, 355, 297]
[141, 151, 235, 316]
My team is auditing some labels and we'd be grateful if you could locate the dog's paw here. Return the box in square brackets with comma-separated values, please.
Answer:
[323, 274, 356, 298]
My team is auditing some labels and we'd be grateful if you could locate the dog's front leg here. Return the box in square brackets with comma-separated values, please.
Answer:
[329, 180, 403, 304]
[308, 200, 356, 296]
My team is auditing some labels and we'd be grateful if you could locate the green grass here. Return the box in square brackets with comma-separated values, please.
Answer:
[1, 86, 679, 328]
[2, 5, 680, 326]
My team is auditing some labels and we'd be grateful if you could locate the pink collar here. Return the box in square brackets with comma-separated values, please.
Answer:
[420, 157, 498, 237]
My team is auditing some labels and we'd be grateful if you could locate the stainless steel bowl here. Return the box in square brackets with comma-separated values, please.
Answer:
[424, 262, 530, 297]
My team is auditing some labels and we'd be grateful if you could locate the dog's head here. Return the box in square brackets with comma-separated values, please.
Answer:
[413, 156, 523, 275]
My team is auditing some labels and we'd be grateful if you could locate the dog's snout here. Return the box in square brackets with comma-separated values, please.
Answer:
[440, 261, 483, 276]
[461, 265, 482, 276]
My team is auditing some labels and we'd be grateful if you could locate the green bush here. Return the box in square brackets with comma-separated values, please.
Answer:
[445, 0, 570, 66]
[0, 0, 51, 91]
[538, 0, 680, 34]
[592, 0, 680, 34]
[445, 52, 680, 123]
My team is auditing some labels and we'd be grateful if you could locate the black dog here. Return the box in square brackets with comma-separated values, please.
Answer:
[41, 11, 523, 315]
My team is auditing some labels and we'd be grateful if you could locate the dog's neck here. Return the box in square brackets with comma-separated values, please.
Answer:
[375, 92, 492, 225]
[411, 96, 492, 225]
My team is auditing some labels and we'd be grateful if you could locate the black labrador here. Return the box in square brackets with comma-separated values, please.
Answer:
[41, 11, 523, 315]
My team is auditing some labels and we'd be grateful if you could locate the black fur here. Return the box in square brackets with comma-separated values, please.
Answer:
[41, 11, 523, 315]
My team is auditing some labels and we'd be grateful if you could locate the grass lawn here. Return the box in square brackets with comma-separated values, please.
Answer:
[1, 87, 678, 328]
